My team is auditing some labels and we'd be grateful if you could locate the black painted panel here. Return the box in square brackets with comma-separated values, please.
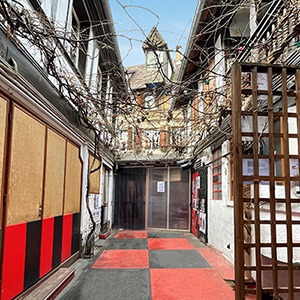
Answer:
[114, 168, 146, 230]
[71, 212, 81, 254]
[24, 220, 42, 289]
[52, 215, 63, 269]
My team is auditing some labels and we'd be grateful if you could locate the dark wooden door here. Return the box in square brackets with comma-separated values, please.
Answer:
[114, 168, 146, 229]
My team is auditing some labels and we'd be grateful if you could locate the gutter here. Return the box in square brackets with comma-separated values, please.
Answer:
[90, 0, 127, 87]
[177, 0, 205, 83]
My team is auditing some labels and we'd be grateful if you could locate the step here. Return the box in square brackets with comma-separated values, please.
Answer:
[99, 229, 111, 239]
[19, 268, 75, 300]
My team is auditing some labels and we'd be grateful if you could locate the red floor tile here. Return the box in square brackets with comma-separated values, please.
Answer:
[198, 248, 234, 280]
[114, 231, 147, 239]
[148, 238, 195, 250]
[92, 250, 149, 268]
[150, 269, 235, 300]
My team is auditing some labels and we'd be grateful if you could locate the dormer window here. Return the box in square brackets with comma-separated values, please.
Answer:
[147, 52, 156, 66]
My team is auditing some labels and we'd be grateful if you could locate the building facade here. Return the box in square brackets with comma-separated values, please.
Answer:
[114, 27, 191, 231]
[178, 0, 300, 297]
[0, 0, 125, 298]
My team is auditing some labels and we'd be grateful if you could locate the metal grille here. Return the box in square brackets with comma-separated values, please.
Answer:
[232, 63, 300, 299]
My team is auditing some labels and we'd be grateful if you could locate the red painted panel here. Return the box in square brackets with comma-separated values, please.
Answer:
[191, 171, 199, 237]
[61, 214, 73, 261]
[1, 223, 27, 300]
[40, 217, 54, 278]
[191, 210, 198, 237]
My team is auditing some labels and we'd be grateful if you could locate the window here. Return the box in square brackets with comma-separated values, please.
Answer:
[120, 130, 128, 151]
[69, 4, 90, 75]
[212, 148, 222, 200]
[70, 8, 80, 63]
[143, 130, 159, 149]
[145, 95, 156, 109]
[170, 127, 185, 146]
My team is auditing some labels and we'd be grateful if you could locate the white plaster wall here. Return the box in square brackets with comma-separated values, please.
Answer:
[107, 168, 114, 228]
[214, 34, 226, 98]
[80, 144, 90, 248]
[102, 158, 114, 230]
[207, 141, 235, 263]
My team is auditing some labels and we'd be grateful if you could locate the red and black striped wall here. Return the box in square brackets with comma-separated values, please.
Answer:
[1, 213, 80, 300]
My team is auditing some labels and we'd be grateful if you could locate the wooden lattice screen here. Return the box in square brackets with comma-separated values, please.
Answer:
[232, 63, 300, 299]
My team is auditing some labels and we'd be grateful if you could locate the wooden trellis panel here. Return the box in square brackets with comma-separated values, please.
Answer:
[232, 63, 300, 299]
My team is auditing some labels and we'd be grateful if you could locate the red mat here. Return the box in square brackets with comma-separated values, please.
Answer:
[92, 250, 149, 269]
[150, 268, 234, 300]
[148, 238, 195, 250]
[114, 231, 147, 239]
[198, 248, 234, 280]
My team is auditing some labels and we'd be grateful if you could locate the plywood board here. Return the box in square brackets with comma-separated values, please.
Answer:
[43, 129, 66, 218]
[89, 154, 100, 194]
[0, 97, 7, 205]
[64, 142, 82, 214]
[7, 107, 46, 225]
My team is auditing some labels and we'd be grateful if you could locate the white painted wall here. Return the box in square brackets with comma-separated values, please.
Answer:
[107, 168, 114, 228]
[80, 144, 90, 250]
[206, 141, 235, 263]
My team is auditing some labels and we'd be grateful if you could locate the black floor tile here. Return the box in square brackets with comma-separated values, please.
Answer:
[65, 269, 151, 300]
[147, 231, 185, 238]
[149, 250, 211, 269]
[104, 238, 148, 249]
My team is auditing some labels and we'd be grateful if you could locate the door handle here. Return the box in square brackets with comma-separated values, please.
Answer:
[38, 204, 43, 219]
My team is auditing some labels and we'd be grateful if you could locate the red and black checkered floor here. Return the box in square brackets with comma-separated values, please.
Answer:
[65, 230, 236, 300]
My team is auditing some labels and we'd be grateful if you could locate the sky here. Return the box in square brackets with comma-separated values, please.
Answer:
[109, 0, 198, 67]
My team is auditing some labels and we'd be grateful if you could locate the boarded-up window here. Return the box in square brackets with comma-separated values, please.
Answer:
[7, 106, 46, 225]
[0, 97, 7, 208]
[64, 142, 82, 214]
[43, 129, 66, 218]
[89, 154, 100, 194]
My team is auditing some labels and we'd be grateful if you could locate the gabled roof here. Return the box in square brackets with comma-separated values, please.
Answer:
[142, 26, 168, 50]
[126, 64, 147, 90]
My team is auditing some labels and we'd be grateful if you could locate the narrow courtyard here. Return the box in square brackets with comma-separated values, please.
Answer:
[58, 230, 236, 300]
[1, 0, 300, 298]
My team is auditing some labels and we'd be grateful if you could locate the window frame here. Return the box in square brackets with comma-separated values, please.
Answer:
[212, 147, 222, 200]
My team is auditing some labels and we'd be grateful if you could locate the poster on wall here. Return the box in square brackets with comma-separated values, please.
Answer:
[157, 181, 165, 193]
[89, 194, 101, 224]
[198, 212, 206, 234]
[242, 158, 269, 176]
[290, 159, 299, 177]
[196, 176, 200, 189]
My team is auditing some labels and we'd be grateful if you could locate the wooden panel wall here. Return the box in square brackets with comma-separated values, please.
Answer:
[64, 142, 82, 214]
[7, 107, 46, 225]
[43, 129, 66, 218]
[89, 154, 100, 194]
